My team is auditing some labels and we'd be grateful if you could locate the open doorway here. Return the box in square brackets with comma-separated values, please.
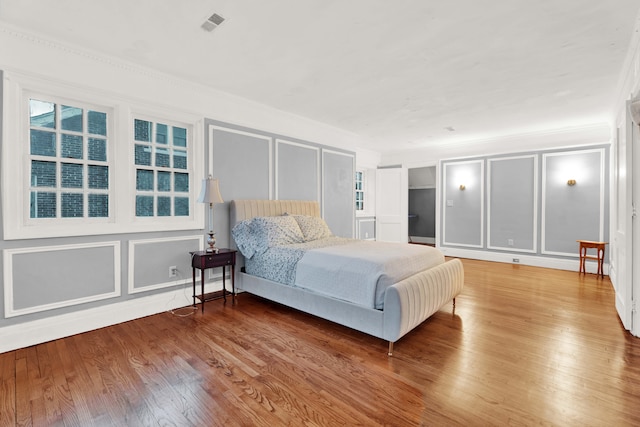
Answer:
[408, 166, 436, 245]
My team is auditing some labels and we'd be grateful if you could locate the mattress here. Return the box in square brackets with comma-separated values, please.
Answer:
[245, 237, 445, 309]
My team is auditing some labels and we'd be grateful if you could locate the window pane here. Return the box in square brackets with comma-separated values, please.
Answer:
[30, 99, 55, 129]
[88, 111, 107, 136]
[31, 160, 57, 187]
[61, 105, 83, 132]
[136, 195, 154, 216]
[173, 150, 187, 169]
[175, 197, 189, 216]
[157, 196, 171, 216]
[62, 193, 84, 217]
[174, 172, 189, 192]
[61, 134, 83, 159]
[157, 171, 171, 191]
[88, 138, 107, 161]
[61, 163, 83, 188]
[30, 191, 56, 218]
[88, 194, 109, 217]
[173, 126, 187, 147]
[155, 147, 170, 168]
[136, 169, 154, 191]
[134, 119, 152, 142]
[134, 144, 151, 166]
[88, 165, 109, 189]
[156, 123, 168, 144]
[30, 130, 56, 156]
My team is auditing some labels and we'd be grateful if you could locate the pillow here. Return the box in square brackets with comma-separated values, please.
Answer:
[231, 220, 259, 259]
[251, 216, 304, 253]
[292, 215, 333, 242]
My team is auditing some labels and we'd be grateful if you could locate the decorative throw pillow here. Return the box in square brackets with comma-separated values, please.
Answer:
[250, 215, 305, 253]
[292, 215, 333, 242]
[231, 220, 259, 259]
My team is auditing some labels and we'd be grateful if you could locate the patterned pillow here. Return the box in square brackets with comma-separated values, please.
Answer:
[292, 215, 333, 242]
[251, 215, 305, 253]
[231, 220, 260, 259]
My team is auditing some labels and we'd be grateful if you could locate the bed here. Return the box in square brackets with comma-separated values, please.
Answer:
[229, 199, 464, 355]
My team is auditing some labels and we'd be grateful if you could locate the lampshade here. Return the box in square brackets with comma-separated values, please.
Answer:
[197, 176, 224, 204]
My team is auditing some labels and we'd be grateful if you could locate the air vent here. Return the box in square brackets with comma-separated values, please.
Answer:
[202, 13, 225, 32]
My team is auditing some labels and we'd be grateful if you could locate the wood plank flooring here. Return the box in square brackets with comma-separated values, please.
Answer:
[2, 258, 640, 426]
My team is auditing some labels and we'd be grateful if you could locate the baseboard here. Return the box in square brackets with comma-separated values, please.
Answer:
[438, 246, 609, 275]
[0, 280, 225, 354]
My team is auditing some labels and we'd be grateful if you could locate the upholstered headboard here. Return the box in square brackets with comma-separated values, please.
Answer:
[229, 200, 320, 228]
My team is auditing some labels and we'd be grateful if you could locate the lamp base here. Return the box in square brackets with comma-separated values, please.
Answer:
[206, 231, 219, 253]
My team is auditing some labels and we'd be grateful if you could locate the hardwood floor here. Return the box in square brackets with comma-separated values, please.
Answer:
[2, 258, 640, 426]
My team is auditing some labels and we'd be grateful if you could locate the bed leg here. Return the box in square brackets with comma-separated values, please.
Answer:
[388, 341, 394, 356]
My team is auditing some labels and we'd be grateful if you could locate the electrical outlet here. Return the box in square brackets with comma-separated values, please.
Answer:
[508, 239, 514, 246]
[169, 266, 177, 277]
[512, 258, 520, 263]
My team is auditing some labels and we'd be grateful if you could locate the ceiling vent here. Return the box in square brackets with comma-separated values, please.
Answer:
[202, 13, 225, 32]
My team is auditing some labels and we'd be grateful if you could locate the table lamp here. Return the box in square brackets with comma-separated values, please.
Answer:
[197, 175, 224, 252]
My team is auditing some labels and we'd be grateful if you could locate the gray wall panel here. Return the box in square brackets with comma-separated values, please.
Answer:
[488, 156, 536, 251]
[443, 160, 483, 247]
[12, 246, 115, 310]
[277, 141, 319, 201]
[323, 150, 355, 238]
[543, 149, 604, 255]
[133, 239, 199, 289]
[211, 127, 271, 248]
[357, 218, 376, 240]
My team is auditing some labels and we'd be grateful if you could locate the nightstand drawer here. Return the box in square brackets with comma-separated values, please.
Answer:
[191, 250, 236, 269]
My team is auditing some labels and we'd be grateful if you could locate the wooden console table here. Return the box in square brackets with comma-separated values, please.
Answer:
[577, 240, 607, 278]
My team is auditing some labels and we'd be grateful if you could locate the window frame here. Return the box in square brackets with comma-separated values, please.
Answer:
[2, 71, 205, 240]
[27, 94, 112, 222]
[131, 114, 193, 220]
[355, 170, 365, 212]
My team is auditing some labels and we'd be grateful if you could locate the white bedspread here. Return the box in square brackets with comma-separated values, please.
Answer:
[294, 241, 444, 309]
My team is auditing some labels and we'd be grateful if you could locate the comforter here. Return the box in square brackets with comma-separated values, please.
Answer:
[245, 237, 445, 309]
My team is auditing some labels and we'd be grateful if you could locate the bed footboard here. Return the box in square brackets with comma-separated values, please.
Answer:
[383, 258, 464, 343]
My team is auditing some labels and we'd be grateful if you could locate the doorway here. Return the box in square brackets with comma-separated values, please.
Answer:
[408, 166, 436, 245]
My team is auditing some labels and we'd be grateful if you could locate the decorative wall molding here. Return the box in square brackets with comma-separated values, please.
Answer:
[128, 235, 203, 294]
[487, 154, 538, 253]
[275, 138, 321, 202]
[442, 159, 484, 248]
[3, 241, 121, 318]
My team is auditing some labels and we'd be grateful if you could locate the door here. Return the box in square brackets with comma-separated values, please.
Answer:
[613, 102, 634, 332]
[375, 167, 408, 242]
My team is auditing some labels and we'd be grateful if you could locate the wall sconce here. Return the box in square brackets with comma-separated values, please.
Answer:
[567, 179, 577, 186]
[459, 184, 466, 191]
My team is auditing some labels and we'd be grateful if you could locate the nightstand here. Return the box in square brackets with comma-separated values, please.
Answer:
[190, 249, 236, 313]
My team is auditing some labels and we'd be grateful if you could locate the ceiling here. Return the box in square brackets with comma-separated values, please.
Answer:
[1, 1, 639, 153]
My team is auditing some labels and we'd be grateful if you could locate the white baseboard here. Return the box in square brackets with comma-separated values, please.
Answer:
[438, 246, 609, 275]
[0, 280, 225, 354]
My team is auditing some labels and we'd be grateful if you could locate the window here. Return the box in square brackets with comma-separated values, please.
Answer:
[29, 98, 110, 219]
[355, 170, 364, 211]
[133, 118, 190, 217]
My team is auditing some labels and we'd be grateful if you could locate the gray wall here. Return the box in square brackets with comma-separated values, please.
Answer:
[206, 119, 355, 247]
[409, 189, 436, 238]
[440, 146, 610, 261]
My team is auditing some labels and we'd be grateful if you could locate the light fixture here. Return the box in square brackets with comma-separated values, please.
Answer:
[567, 179, 577, 186]
[197, 175, 224, 252]
[459, 184, 466, 191]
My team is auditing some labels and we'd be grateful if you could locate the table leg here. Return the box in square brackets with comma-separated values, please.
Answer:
[201, 267, 205, 314]
[231, 264, 235, 305]
[222, 265, 227, 303]
[192, 266, 196, 307]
